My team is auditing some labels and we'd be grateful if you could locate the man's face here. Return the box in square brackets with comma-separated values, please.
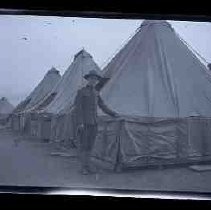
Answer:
[87, 76, 99, 86]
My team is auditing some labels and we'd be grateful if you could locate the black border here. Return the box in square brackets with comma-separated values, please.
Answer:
[0, 0, 211, 22]
[1, 0, 211, 207]
[1, 8, 211, 22]
[1, 185, 211, 199]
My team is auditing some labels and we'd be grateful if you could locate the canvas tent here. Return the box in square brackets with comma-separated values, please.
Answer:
[11, 67, 61, 131]
[91, 20, 211, 170]
[0, 97, 14, 124]
[99, 20, 211, 117]
[36, 50, 101, 114]
[30, 49, 101, 142]
[13, 67, 61, 113]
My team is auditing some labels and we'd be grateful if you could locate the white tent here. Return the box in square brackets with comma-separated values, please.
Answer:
[92, 20, 211, 169]
[14, 67, 61, 113]
[28, 49, 101, 142]
[11, 67, 61, 131]
[36, 49, 101, 114]
[100, 20, 211, 117]
[0, 97, 14, 114]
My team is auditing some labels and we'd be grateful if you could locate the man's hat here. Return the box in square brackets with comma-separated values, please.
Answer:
[84, 70, 102, 80]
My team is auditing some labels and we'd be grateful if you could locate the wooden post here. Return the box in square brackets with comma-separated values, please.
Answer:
[176, 118, 181, 160]
[114, 119, 124, 172]
[201, 118, 208, 156]
[145, 120, 151, 165]
[102, 120, 108, 158]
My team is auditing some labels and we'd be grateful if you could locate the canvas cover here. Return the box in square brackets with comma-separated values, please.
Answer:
[99, 20, 211, 117]
[92, 116, 211, 170]
[91, 20, 211, 169]
[10, 67, 61, 131]
[13, 67, 61, 113]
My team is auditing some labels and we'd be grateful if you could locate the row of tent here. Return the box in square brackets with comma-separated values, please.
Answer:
[0, 97, 14, 114]
[7, 20, 211, 169]
[0, 97, 14, 124]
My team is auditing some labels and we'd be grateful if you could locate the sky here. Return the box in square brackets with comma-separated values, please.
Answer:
[0, 15, 211, 106]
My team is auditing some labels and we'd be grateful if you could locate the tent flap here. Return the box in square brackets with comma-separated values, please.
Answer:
[92, 116, 211, 169]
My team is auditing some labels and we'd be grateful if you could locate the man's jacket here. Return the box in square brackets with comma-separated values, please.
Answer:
[73, 84, 117, 125]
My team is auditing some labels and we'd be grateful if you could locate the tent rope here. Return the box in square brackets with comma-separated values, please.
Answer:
[176, 31, 208, 65]
[100, 27, 139, 70]
[81, 53, 84, 86]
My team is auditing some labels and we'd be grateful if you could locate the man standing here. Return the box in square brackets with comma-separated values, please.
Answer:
[73, 70, 119, 175]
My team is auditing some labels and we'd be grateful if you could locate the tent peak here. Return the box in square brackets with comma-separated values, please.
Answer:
[140, 20, 172, 28]
[47, 67, 60, 75]
[74, 49, 92, 61]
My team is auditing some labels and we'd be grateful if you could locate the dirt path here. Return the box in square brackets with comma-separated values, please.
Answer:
[0, 127, 211, 193]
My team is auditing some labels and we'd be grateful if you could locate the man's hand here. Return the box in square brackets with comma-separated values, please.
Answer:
[77, 124, 84, 133]
[114, 114, 125, 121]
[78, 124, 84, 129]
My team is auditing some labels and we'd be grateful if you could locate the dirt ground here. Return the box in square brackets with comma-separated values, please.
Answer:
[0, 127, 211, 194]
